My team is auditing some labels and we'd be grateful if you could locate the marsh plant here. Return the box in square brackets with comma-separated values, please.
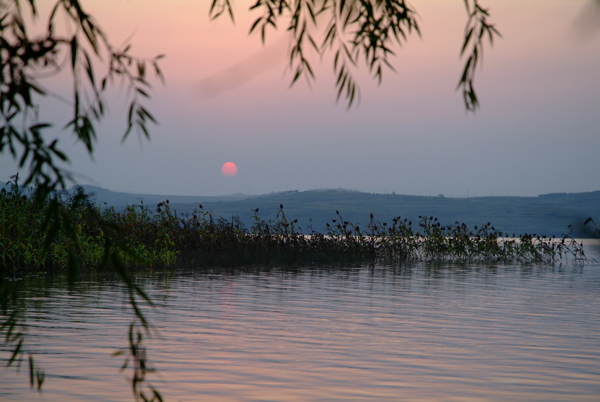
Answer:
[0, 183, 586, 275]
[584, 217, 600, 238]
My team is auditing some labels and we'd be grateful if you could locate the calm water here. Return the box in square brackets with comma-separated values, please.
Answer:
[1, 241, 599, 401]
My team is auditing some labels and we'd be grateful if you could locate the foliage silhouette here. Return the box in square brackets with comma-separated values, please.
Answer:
[210, 0, 500, 109]
[2, 185, 586, 272]
[1, 0, 164, 399]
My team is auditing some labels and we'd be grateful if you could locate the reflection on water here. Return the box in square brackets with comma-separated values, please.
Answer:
[1, 245, 600, 401]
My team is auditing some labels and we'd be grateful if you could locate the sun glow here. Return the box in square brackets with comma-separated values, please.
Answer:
[221, 162, 238, 177]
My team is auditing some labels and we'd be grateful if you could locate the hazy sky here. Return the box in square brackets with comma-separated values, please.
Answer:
[2, 0, 599, 197]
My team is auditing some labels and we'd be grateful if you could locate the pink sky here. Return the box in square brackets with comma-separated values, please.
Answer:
[2, 0, 599, 197]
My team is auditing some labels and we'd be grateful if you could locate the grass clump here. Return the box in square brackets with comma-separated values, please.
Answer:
[0, 181, 178, 275]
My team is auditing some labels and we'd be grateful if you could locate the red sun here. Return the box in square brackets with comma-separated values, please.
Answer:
[221, 162, 238, 177]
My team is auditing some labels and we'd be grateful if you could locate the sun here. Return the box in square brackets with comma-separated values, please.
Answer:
[221, 162, 238, 177]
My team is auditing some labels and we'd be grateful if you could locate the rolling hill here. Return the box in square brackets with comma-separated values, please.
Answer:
[3, 182, 598, 237]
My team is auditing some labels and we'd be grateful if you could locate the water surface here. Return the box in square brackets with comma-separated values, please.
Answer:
[1, 242, 599, 401]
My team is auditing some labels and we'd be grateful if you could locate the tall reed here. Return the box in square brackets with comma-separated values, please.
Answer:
[0, 184, 586, 274]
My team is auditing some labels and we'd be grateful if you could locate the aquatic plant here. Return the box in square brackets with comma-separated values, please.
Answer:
[1, 185, 587, 274]
[584, 217, 600, 238]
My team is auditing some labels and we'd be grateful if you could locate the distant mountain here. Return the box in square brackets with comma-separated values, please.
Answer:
[164, 189, 600, 238]
[66, 185, 252, 206]
[0, 181, 251, 204]
[1, 182, 252, 205]
[2, 182, 598, 237]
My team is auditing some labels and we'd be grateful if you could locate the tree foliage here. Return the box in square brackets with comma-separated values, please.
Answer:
[210, 0, 500, 109]
[1, 1, 163, 399]
[0, 0, 163, 194]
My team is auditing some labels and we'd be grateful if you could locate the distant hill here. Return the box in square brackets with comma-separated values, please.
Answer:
[68, 185, 251, 206]
[1, 182, 252, 205]
[2, 182, 598, 237]
[165, 189, 600, 238]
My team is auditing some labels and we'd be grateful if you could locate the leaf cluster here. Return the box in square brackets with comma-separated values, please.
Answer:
[458, 0, 501, 110]
[0, 0, 163, 194]
[211, 0, 499, 110]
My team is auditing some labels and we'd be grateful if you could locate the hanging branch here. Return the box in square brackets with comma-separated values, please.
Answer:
[210, 0, 499, 110]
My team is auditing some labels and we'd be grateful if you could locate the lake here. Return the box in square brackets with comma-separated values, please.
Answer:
[1, 240, 599, 401]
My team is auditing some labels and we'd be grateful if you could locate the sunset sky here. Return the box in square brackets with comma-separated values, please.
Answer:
[2, 0, 599, 197]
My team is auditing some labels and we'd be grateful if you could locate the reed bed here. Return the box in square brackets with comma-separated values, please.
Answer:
[0, 184, 586, 274]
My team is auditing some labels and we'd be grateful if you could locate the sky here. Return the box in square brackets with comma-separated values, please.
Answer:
[1, 0, 599, 197]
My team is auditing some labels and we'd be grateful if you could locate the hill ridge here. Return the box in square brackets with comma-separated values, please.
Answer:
[2, 182, 598, 237]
